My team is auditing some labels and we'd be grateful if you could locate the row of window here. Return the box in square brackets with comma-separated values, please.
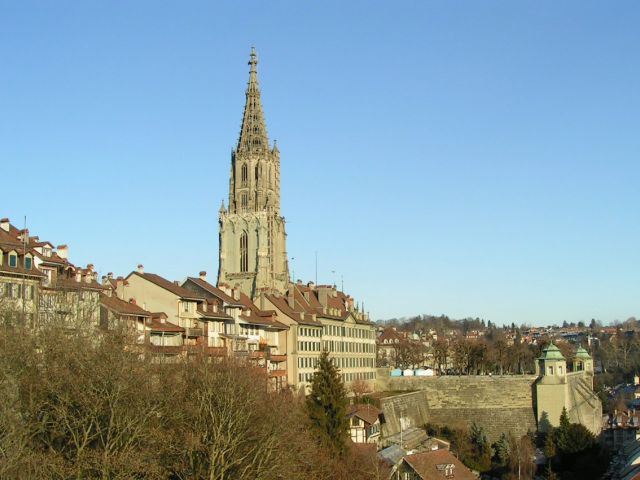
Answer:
[298, 355, 375, 371]
[299, 326, 321, 338]
[240, 324, 261, 337]
[298, 369, 376, 384]
[323, 324, 375, 339]
[298, 356, 317, 369]
[331, 356, 375, 369]
[298, 341, 321, 352]
[298, 372, 315, 383]
[323, 340, 375, 354]
[341, 371, 375, 382]
[0, 283, 35, 300]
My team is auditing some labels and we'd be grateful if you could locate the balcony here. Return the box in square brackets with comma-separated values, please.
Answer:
[147, 345, 184, 355]
[185, 327, 204, 337]
[185, 345, 226, 357]
[249, 350, 266, 360]
[269, 369, 287, 378]
[269, 354, 287, 363]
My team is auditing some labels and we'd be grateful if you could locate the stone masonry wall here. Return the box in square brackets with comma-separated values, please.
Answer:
[566, 373, 602, 435]
[378, 373, 538, 442]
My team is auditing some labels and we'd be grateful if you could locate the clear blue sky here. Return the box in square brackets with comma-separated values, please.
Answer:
[1, 1, 638, 326]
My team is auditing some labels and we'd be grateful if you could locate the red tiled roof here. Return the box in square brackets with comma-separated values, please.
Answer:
[378, 327, 407, 343]
[198, 308, 233, 321]
[148, 318, 184, 333]
[403, 450, 476, 480]
[100, 294, 151, 317]
[129, 272, 204, 300]
[265, 292, 322, 326]
[185, 277, 243, 306]
[0, 264, 45, 278]
[347, 404, 382, 426]
[54, 277, 105, 291]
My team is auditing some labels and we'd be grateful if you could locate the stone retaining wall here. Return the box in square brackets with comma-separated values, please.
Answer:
[378, 373, 539, 442]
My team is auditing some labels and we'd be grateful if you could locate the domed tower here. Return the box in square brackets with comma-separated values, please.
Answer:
[537, 342, 567, 384]
[574, 346, 593, 374]
[535, 342, 567, 432]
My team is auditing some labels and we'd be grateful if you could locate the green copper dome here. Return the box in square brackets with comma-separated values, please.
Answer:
[539, 342, 565, 360]
[575, 346, 592, 359]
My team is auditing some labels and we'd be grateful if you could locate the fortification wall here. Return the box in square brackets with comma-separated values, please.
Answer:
[378, 373, 538, 442]
[565, 373, 602, 435]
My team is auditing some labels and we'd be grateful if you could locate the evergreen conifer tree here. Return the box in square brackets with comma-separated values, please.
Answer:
[306, 350, 349, 454]
[556, 407, 571, 454]
[493, 433, 510, 467]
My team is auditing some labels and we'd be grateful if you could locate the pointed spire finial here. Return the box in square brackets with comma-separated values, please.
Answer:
[249, 46, 257, 72]
[237, 48, 268, 152]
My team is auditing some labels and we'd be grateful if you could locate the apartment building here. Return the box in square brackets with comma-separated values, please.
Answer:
[262, 281, 376, 392]
[0, 218, 102, 329]
[182, 272, 289, 390]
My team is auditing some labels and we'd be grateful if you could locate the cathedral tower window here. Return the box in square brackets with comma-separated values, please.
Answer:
[241, 164, 248, 186]
[241, 193, 248, 211]
[240, 232, 248, 273]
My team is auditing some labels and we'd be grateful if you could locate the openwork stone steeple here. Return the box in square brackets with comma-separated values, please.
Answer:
[237, 48, 269, 154]
[218, 48, 289, 298]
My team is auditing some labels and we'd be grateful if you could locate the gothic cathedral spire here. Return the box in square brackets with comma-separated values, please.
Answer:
[218, 48, 289, 299]
[237, 47, 269, 154]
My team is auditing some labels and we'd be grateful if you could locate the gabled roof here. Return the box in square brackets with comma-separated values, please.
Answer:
[148, 318, 184, 333]
[184, 277, 243, 306]
[55, 276, 105, 291]
[378, 327, 407, 343]
[403, 450, 476, 480]
[237, 292, 288, 329]
[100, 294, 151, 317]
[347, 404, 382, 426]
[264, 292, 323, 326]
[128, 271, 204, 301]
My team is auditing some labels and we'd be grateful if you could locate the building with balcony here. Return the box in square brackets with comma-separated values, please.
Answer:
[182, 272, 290, 390]
[0, 218, 102, 329]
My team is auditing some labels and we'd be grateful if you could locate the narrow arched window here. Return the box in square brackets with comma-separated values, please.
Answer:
[240, 232, 248, 273]
[241, 193, 248, 211]
[241, 164, 248, 186]
[255, 165, 259, 181]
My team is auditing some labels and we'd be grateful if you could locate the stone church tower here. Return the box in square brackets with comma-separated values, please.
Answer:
[217, 48, 289, 298]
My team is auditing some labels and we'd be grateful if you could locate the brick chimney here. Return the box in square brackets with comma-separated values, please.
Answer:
[137, 264, 144, 274]
[0, 218, 9, 232]
[57, 245, 68, 260]
[318, 286, 330, 308]
[287, 284, 295, 309]
[218, 283, 231, 296]
[107, 272, 113, 279]
[199, 271, 207, 282]
[75, 270, 82, 282]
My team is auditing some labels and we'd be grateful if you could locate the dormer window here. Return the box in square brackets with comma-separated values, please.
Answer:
[9, 253, 17, 268]
[24, 256, 32, 270]
[42, 247, 52, 257]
